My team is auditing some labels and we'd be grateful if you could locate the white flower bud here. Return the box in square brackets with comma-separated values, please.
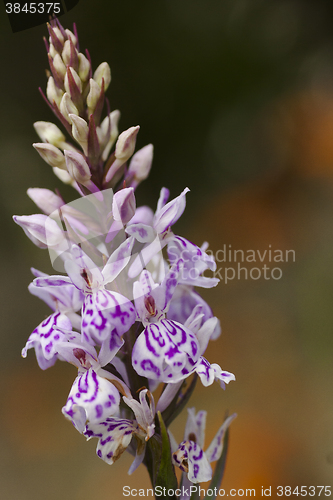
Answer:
[112, 187, 136, 224]
[33, 143, 66, 169]
[93, 62, 111, 91]
[127, 144, 153, 183]
[60, 93, 79, 123]
[52, 27, 65, 45]
[64, 150, 91, 184]
[46, 76, 63, 107]
[115, 126, 140, 162]
[100, 110, 121, 161]
[27, 188, 63, 215]
[78, 53, 90, 82]
[52, 166, 76, 185]
[69, 114, 89, 155]
[34, 121, 66, 148]
[49, 43, 57, 58]
[65, 29, 77, 47]
[61, 40, 72, 66]
[87, 78, 101, 115]
[53, 53, 67, 79]
[64, 67, 82, 95]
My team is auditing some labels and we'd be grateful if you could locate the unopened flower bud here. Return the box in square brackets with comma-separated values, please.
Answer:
[64, 67, 82, 95]
[98, 110, 120, 160]
[52, 167, 76, 186]
[53, 53, 67, 79]
[49, 43, 57, 58]
[112, 187, 136, 224]
[27, 188, 64, 215]
[33, 143, 66, 169]
[46, 76, 63, 107]
[93, 62, 111, 90]
[127, 144, 153, 184]
[60, 93, 79, 123]
[62, 40, 72, 66]
[69, 114, 89, 155]
[64, 150, 91, 184]
[87, 78, 101, 115]
[34, 121, 66, 147]
[51, 27, 65, 46]
[78, 53, 90, 82]
[13, 214, 63, 248]
[48, 24, 64, 53]
[65, 29, 77, 47]
[115, 126, 140, 162]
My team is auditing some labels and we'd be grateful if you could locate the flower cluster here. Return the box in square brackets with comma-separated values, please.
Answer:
[13, 18, 235, 490]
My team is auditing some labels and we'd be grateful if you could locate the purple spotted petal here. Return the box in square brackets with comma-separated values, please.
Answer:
[29, 273, 83, 313]
[127, 206, 154, 226]
[21, 312, 71, 370]
[173, 440, 212, 483]
[168, 285, 218, 334]
[195, 358, 235, 388]
[62, 368, 120, 433]
[168, 236, 217, 279]
[81, 290, 136, 349]
[205, 413, 237, 463]
[126, 223, 155, 243]
[132, 319, 200, 382]
[33, 275, 73, 288]
[184, 408, 207, 449]
[84, 417, 138, 465]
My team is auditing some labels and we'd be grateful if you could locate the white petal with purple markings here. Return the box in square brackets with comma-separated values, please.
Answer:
[84, 418, 138, 465]
[173, 440, 212, 483]
[22, 312, 71, 370]
[132, 319, 200, 382]
[62, 368, 120, 433]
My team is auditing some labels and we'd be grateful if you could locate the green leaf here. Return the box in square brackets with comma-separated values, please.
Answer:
[203, 427, 230, 500]
[153, 411, 178, 499]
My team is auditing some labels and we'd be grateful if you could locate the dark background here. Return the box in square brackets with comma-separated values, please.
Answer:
[1, 0, 333, 498]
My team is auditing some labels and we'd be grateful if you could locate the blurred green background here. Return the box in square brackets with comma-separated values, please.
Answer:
[1, 0, 333, 498]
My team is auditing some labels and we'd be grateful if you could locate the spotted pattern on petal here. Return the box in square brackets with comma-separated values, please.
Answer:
[196, 358, 235, 388]
[62, 368, 120, 433]
[21, 312, 70, 370]
[173, 440, 212, 483]
[82, 290, 136, 346]
[84, 417, 138, 464]
[131, 319, 200, 382]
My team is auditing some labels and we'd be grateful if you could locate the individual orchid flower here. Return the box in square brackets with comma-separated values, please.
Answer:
[84, 388, 155, 473]
[167, 237, 219, 288]
[182, 304, 235, 388]
[57, 334, 131, 433]
[21, 268, 83, 370]
[167, 283, 221, 340]
[131, 260, 201, 383]
[171, 408, 237, 483]
[126, 187, 189, 278]
[33, 239, 136, 365]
